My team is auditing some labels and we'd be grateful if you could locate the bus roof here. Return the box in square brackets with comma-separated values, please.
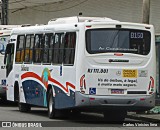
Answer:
[48, 16, 119, 25]
[11, 17, 153, 35]
[0, 25, 28, 36]
[0, 25, 22, 30]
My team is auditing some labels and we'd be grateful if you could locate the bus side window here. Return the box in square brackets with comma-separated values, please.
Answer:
[59, 33, 65, 64]
[53, 33, 61, 64]
[15, 35, 25, 63]
[64, 32, 76, 65]
[30, 35, 34, 62]
[34, 34, 43, 63]
[24, 34, 34, 63]
[49, 34, 54, 63]
[43, 33, 53, 64]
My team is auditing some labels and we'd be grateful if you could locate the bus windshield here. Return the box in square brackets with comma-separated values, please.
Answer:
[0, 35, 10, 54]
[86, 29, 151, 55]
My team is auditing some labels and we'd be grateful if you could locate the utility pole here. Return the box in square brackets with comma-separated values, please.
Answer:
[1, 0, 8, 25]
[142, 0, 150, 24]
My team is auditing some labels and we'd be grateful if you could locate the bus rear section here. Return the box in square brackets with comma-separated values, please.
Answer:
[75, 23, 156, 120]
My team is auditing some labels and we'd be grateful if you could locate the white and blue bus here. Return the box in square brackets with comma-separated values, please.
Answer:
[4, 17, 156, 121]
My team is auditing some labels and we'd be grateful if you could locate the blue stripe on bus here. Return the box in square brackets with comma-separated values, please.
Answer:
[22, 80, 75, 108]
[22, 80, 46, 107]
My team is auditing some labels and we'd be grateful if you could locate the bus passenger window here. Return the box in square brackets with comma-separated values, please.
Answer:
[16, 35, 25, 63]
[33, 34, 43, 63]
[30, 35, 34, 62]
[64, 32, 76, 65]
[49, 34, 54, 63]
[24, 34, 34, 63]
[43, 33, 53, 64]
[52, 33, 61, 64]
[59, 33, 65, 64]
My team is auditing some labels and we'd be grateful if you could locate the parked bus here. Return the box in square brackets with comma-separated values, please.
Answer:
[0, 25, 21, 100]
[4, 17, 156, 121]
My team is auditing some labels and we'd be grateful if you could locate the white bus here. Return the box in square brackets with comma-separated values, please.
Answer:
[0, 25, 21, 100]
[4, 17, 156, 121]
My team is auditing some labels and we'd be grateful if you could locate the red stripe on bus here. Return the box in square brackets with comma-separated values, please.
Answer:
[21, 72, 75, 93]
[21, 72, 42, 82]
[48, 77, 75, 93]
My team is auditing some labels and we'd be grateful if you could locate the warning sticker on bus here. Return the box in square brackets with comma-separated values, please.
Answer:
[122, 69, 138, 78]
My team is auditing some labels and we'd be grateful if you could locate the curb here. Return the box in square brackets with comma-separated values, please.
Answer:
[127, 114, 160, 123]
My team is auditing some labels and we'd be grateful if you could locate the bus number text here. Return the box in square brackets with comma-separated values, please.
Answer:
[88, 68, 108, 74]
[130, 32, 143, 39]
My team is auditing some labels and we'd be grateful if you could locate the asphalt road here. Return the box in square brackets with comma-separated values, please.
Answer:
[0, 99, 159, 129]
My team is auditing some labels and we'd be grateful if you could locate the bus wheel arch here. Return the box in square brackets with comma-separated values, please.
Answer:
[14, 81, 31, 112]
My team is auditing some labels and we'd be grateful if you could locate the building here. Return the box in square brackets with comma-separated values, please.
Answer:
[6, 0, 160, 33]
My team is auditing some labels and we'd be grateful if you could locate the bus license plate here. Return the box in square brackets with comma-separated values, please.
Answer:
[111, 89, 124, 94]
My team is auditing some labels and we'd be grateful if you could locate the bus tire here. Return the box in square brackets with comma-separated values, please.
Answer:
[19, 103, 31, 112]
[0, 96, 7, 102]
[71, 109, 81, 117]
[48, 89, 56, 119]
[103, 110, 127, 122]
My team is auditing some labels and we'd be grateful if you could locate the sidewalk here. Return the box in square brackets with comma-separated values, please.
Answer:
[127, 111, 160, 123]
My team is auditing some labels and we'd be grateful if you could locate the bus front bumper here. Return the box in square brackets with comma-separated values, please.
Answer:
[75, 92, 155, 112]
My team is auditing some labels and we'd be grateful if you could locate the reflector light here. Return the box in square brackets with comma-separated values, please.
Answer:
[90, 98, 95, 101]
[148, 76, 154, 94]
[114, 53, 123, 56]
[86, 25, 92, 28]
[140, 98, 145, 101]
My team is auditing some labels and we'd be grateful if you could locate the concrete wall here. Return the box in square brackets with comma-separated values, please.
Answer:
[8, 0, 160, 33]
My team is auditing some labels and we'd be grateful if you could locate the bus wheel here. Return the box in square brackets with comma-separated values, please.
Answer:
[48, 89, 56, 119]
[71, 109, 81, 117]
[0, 96, 7, 102]
[19, 103, 31, 112]
[103, 110, 127, 122]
